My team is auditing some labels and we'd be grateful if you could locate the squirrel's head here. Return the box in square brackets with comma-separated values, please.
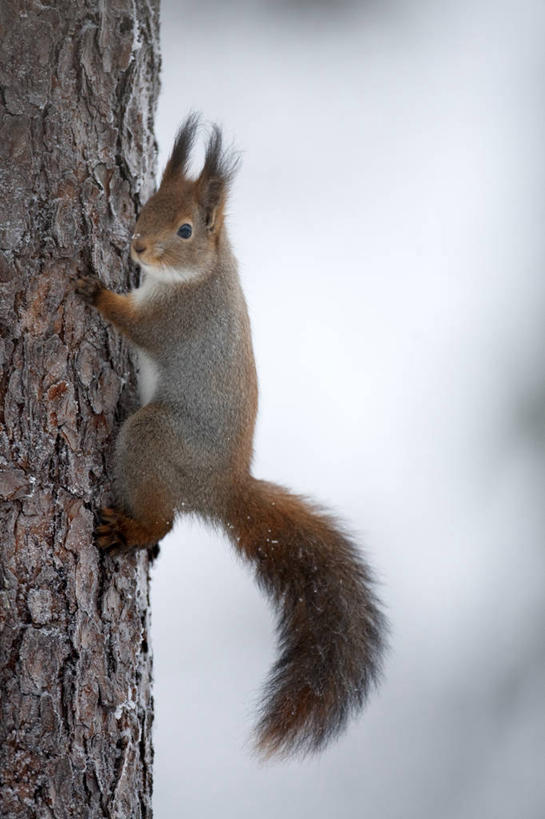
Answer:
[131, 113, 238, 280]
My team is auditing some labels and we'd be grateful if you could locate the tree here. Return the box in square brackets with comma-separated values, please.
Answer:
[0, 1, 160, 815]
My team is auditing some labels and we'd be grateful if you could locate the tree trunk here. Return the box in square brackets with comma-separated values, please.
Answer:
[0, 1, 160, 816]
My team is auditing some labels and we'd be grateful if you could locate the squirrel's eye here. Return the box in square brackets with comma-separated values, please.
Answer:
[177, 223, 192, 239]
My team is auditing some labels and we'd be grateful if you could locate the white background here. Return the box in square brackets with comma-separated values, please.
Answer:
[150, 1, 545, 816]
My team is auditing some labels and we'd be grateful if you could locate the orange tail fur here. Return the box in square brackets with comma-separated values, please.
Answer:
[223, 478, 386, 758]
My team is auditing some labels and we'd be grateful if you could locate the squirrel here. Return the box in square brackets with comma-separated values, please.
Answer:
[75, 113, 386, 758]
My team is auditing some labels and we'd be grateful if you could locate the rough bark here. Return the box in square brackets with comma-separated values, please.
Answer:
[0, 1, 160, 816]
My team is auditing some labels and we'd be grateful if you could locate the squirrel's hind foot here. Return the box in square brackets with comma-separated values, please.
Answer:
[96, 507, 133, 554]
[96, 506, 170, 556]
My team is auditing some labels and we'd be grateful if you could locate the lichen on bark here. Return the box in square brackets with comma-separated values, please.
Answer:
[0, 1, 161, 816]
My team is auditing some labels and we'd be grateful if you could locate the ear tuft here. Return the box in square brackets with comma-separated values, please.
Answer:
[201, 124, 240, 189]
[162, 111, 200, 181]
[197, 124, 240, 231]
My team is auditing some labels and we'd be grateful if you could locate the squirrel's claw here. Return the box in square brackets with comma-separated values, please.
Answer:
[96, 507, 128, 554]
[74, 275, 102, 305]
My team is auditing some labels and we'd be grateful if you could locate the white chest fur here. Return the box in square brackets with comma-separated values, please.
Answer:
[131, 266, 198, 404]
[131, 273, 166, 306]
[137, 349, 159, 405]
[132, 274, 163, 405]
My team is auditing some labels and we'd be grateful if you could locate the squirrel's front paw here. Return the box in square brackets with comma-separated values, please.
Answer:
[74, 275, 103, 305]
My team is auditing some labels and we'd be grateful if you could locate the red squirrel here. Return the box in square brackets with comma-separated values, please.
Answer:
[75, 114, 386, 758]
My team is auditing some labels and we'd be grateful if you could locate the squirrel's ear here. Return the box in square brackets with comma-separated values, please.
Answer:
[162, 112, 200, 182]
[196, 125, 239, 232]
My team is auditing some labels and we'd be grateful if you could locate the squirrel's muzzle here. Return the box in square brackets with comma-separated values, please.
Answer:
[132, 238, 147, 254]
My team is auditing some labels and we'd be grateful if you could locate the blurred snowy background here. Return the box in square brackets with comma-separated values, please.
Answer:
[150, 0, 545, 816]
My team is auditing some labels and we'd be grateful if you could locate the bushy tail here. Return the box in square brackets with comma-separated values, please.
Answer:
[222, 477, 387, 758]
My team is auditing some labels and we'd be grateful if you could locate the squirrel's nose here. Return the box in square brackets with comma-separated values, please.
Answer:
[133, 239, 147, 254]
